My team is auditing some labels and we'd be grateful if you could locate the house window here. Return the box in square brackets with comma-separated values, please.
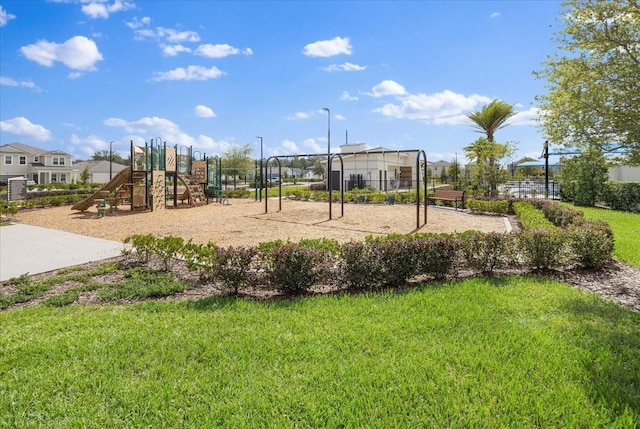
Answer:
[52, 157, 66, 166]
[19, 156, 26, 165]
[51, 173, 58, 183]
[34, 156, 39, 162]
[60, 174, 67, 183]
[4, 155, 11, 165]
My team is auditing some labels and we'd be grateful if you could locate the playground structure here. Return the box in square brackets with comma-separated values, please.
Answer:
[71, 140, 224, 213]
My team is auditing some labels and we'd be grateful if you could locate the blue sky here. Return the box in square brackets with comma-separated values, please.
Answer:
[0, 0, 562, 163]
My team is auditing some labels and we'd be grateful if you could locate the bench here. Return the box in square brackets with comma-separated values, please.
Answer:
[427, 190, 466, 210]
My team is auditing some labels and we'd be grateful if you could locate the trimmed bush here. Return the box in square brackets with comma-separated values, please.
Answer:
[459, 232, 517, 274]
[412, 235, 459, 279]
[567, 220, 614, 269]
[265, 244, 324, 294]
[467, 198, 510, 215]
[340, 241, 386, 290]
[518, 228, 566, 271]
[513, 202, 555, 230]
[215, 246, 258, 294]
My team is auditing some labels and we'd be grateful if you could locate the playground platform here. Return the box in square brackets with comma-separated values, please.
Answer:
[0, 223, 125, 282]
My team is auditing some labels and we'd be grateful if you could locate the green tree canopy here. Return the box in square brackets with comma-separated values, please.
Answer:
[222, 144, 254, 181]
[466, 99, 517, 142]
[535, 0, 640, 164]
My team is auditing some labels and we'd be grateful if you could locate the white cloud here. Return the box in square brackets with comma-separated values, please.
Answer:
[490, 12, 500, 18]
[151, 65, 225, 81]
[340, 91, 358, 101]
[162, 44, 191, 56]
[286, 112, 311, 120]
[373, 89, 492, 123]
[134, 27, 200, 43]
[0, 76, 39, 90]
[0, 117, 52, 141]
[365, 80, 407, 97]
[0, 5, 16, 27]
[126, 16, 151, 29]
[323, 62, 366, 72]
[194, 105, 216, 118]
[303, 36, 352, 57]
[20, 36, 104, 71]
[69, 133, 109, 158]
[195, 43, 253, 58]
[67, 72, 83, 79]
[104, 115, 229, 155]
[81, 1, 134, 19]
[303, 138, 322, 153]
[335, 114, 346, 120]
[281, 139, 298, 153]
[509, 107, 541, 126]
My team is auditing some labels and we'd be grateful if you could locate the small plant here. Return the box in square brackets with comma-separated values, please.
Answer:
[123, 234, 157, 264]
[412, 235, 459, 279]
[154, 236, 185, 271]
[215, 246, 258, 294]
[339, 241, 385, 290]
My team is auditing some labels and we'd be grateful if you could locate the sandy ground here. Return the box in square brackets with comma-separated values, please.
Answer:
[12, 199, 508, 247]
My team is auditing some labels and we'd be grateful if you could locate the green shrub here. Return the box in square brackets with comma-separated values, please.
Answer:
[412, 235, 459, 279]
[340, 241, 385, 290]
[513, 202, 555, 230]
[567, 220, 614, 270]
[154, 236, 185, 271]
[602, 181, 640, 212]
[519, 228, 566, 271]
[265, 244, 324, 294]
[528, 200, 584, 228]
[460, 232, 517, 274]
[42, 290, 80, 307]
[215, 246, 258, 294]
[467, 198, 509, 214]
[375, 239, 417, 287]
[182, 241, 220, 280]
[123, 234, 157, 263]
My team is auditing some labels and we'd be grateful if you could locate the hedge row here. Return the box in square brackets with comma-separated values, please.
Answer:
[601, 181, 640, 212]
[123, 222, 614, 296]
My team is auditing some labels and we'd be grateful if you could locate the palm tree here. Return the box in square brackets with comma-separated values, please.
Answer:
[465, 100, 517, 195]
[466, 99, 516, 142]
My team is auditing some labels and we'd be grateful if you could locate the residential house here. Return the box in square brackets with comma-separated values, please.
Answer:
[608, 165, 640, 182]
[0, 142, 75, 185]
[73, 160, 128, 184]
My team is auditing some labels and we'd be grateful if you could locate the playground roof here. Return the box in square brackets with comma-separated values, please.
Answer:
[517, 160, 559, 168]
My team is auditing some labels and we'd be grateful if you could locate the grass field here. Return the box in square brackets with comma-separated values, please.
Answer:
[568, 205, 640, 267]
[1, 277, 639, 427]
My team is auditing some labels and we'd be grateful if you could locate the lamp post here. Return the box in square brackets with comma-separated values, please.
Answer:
[109, 141, 115, 180]
[256, 136, 263, 202]
[322, 107, 330, 190]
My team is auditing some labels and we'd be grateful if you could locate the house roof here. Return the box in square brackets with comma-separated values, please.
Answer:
[516, 160, 559, 168]
[73, 160, 128, 174]
[0, 142, 71, 157]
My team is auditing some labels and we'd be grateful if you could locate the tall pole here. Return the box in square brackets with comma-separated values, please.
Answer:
[257, 136, 263, 202]
[109, 140, 115, 180]
[322, 107, 331, 192]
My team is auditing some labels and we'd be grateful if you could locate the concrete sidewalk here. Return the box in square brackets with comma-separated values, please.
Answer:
[0, 223, 125, 282]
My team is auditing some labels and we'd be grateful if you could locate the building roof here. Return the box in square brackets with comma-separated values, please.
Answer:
[0, 142, 71, 156]
[73, 160, 128, 174]
[516, 160, 559, 168]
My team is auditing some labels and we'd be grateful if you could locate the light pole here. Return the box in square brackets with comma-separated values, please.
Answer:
[256, 136, 263, 202]
[322, 107, 330, 190]
[109, 141, 115, 180]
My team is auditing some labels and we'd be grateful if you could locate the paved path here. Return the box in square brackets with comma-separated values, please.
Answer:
[0, 224, 124, 282]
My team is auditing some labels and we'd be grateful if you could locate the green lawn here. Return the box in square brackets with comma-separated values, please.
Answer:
[1, 277, 638, 427]
[568, 205, 640, 267]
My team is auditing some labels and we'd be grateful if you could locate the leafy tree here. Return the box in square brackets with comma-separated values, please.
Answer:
[556, 147, 609, 206]
[79, 166, 92, 185]
[465, 100, 518, 196]
[447, 158, 462, 183]
[92, 150, 127, 165]
[312, 157, 326, 179]
[535, 0, 640, 164]
[439, 167, 448, 184]
[222, 144, 253, 187]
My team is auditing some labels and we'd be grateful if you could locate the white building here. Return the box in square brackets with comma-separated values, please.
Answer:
[329, 143, 431, 191]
